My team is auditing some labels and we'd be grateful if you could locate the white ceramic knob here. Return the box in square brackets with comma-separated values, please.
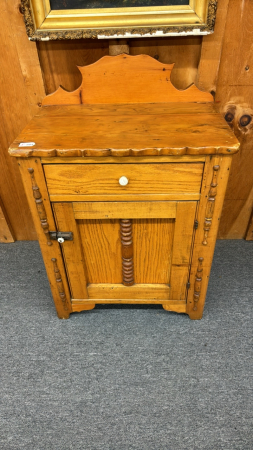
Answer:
[58, 237, 64, 243]
[119, 176, 129, 186]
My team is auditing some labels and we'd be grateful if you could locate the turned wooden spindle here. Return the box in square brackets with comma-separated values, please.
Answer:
[202, 165, 220, 245]
[120, 219, 134, 286]
[193, 257, 204, 311]
[109, 39, 129, 56]
[28, 168, 52, 246]
[51, 258, 68, 311]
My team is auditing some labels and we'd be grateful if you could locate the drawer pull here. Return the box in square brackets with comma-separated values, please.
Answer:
[119, 176, 129, 186]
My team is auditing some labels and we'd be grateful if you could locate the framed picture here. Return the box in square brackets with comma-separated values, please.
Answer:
[22, 0, 217, 40]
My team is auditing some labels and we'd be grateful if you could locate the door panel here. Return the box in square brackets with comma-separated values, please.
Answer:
[133, 219, 175, 284]
[53, 201, 197, 302]
[53, 202, 88, 299]
[170, 201, 197, 300]
[78, 219, 122, 284]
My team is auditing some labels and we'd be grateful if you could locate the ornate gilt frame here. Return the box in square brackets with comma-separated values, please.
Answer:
[21, 0, 217, 40]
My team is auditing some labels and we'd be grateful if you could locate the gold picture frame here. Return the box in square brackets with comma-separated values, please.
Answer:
[21, 0, 217, 40]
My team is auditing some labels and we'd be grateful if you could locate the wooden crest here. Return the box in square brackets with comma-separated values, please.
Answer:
[43, 54, 213, 107]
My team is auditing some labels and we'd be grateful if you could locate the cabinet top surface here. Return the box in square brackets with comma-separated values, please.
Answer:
[9, 102, 239, 158]
[9, 55, 239, 158]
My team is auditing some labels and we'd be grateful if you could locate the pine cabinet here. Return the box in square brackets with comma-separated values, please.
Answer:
[9, 54, 240, 320]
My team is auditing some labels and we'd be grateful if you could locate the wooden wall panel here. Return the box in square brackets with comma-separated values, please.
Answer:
[38, 37, 202, 95]
[0, 0, 45, 240]
[246, 210, 253, 241]
[197, 0, 230, 94]
[38, 39, 109, 94]
[130, 37, 202, 89]
[2, 1, 252, 240]
[214, 0, 253, 239]
[0, 196, 14, 243]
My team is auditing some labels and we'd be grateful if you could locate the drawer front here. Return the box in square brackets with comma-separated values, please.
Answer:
[44, 163, 203, 198]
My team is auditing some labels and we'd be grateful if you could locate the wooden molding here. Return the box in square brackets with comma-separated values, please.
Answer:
[120, 219, 134, 286]
[193, 257, 204, 311]
[202, 165, 220, 245]
[72, 298, 186, 314]
[51, 258, 69, 314]
[27, 168, 52, 246]
[18, 158, 72, 319]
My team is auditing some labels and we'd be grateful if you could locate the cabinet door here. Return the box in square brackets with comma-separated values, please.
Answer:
[53, 201, 197, 310]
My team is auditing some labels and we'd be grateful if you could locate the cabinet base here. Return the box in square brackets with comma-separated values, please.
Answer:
[71, 298, 187, 314]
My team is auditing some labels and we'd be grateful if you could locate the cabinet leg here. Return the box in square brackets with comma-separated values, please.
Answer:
[187, 257, 205, 320]
[188, 309, 204, 320]
[57, 312, 70, 320]
[51, 258, 72, 319]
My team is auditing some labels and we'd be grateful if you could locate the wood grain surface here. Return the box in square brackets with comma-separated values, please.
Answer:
[215, 0, 253, 238]
[245, 209, 253, 241]
[9, 103, 239, 158]
[169, 201, 197, 300]
[42, 54, 213, 106]
[109, 39, 129, 56]
[72, 299, 186, 313]
[87, 284, 170, 300]
[197, 0, 230, 94]
[44, 163, 203, 197]
[0, 1, 45, 240]
[187, 155, 233, 319]
[17, 158, 72, 318]
[37, 39, 109, 95]
[130, 37, 202, 91]
[73, 201, 177, 219]
[52, 199, 197, 306]
[3, 3, 249, 240]
[38, 37, 201, 96]
[78, 219, 122, 284]
[0, 196, 14, 243]
[133, 218, 174, 285]
[52, 202, 89, 299]
[41, 155, 206, 164]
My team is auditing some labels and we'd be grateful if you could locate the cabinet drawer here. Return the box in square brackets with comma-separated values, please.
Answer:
[44, 163, 203, 199]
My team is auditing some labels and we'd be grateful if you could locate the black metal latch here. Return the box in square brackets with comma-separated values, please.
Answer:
[49, 231, 73, 243]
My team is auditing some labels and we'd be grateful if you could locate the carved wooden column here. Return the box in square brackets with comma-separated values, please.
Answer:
[109, 39, 129, 56]
[120, 219, 134, 286]
[28, 168, 52, 245]
[193, 257, 204, 311]
[203, 165, 220, 245]
[51, 258, 69, 312]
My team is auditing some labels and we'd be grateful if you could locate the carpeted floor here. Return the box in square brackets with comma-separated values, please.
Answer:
[0, 240, 252, 450]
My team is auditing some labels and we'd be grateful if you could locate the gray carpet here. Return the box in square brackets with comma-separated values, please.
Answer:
[0, 241, 252, 450]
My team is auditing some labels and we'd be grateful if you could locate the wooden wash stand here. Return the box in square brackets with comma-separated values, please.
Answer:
[9, 55, 240, 320]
